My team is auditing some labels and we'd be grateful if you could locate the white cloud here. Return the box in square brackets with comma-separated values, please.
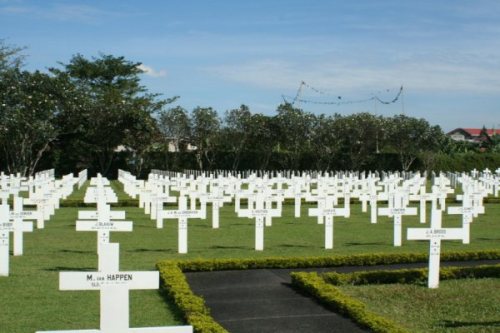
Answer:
[137, 64, 167, 78]
[205, 51, 500, 96]
[0, 3, 130, 23]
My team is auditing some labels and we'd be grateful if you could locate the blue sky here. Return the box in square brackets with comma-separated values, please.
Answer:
[1, 0, 499, 131]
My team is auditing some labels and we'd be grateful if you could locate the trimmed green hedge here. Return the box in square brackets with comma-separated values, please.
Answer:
[291, 264, 500, 333]
[322, 264, 500, 286]
[291, 272, 409, 333]
[156, 261, 228, 333]
[172, 250, 500, 272]
[156, 250, 500, 333]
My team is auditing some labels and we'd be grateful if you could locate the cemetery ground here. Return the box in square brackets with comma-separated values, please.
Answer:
[0, 181, 499, 333]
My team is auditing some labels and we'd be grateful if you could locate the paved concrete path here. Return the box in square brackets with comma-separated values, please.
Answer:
[185, 260, 499, 333]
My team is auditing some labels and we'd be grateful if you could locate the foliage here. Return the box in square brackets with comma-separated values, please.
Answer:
[322, 264, 500, 286]
[190, 107, 220, 170]
[220, 104, 252, 170]
[1, 43, 500, 175]
[50, 54, 174, 177]
[156, 261, 229, 333]
[0, 68, 81, 175]
[291, 271, 409, 333]
[157, 250, 500, 272]
[156, 254, 499, 333]
[385, 115, 443, 170]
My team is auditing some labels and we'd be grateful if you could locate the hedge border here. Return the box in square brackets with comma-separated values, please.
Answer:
[322, 264, 500, 286]
[291, 271, 409, 333]
[291, 264, 500, 333]
[155, 250, 500, 333]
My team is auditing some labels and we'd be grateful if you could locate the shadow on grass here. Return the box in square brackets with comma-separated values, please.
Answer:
[209, 245, 248, 250]
[442, 320, 500, 328]
[44, 266, 95, 271]
[344, 242, 386, 246]
[129, 248, 175, 253]
[277, 244, 311, 248]
[60, 249, 94, 254]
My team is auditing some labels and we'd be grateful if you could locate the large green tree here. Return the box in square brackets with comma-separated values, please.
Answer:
[385, 114, 443, 170]
[310, 114, 344, 170]
[51, 54, 172, 176]
[0, 42, 79, 176]
[275, 103, 315, 169]
[190, 107, 220, 170]
[158, 106, 191, 152]
[221, 104, 252, 170]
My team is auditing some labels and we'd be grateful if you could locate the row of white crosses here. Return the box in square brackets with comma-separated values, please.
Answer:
[38, 174, 192, 333]
[0, 170, 81, 276]
[119, 170, 490, 267]
[121, 170, 426, 251]
[77, 174, 132, 254]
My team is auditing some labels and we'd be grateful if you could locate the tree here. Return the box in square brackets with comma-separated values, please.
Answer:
[158, 106, 191, 152]
[0, 69, 78, 175]
[221, 105, 252, 170]
[245, 113, 280, 169]
[51, 54, 173, 176]
[190, 107, 220, 170]
[275, 103, 315, 169]
[334, 113, 384, 170]
[0, 39, 25, 72]
[310, 114, 343, 170]
[385, 114, 443, 170]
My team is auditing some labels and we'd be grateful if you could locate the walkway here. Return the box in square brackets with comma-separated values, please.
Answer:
[185, 260, 499, 333]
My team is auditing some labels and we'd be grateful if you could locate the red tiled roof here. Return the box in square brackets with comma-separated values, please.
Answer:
[450, 128, 497, 137]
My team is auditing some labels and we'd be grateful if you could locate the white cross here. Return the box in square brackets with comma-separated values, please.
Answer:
[204, 187, 232, 229]
[369, 191, 387, 224]
[409, 186, 437, 224]
[238, 196, 280, 251]
[305, 192, 337, 225]
[379, 192, 417, 246]
[76, 204, 133, 253]
[160, 196, 203, 254]
[447, 190, 483, 244]
[0, 191, 9, 205]
[36, 243, 192, 333]
[288, 179, 307, 218]
[407, 209, 464, 288]
[154, 194, 177, 229]
[9, 196, 36, 256]
[0, 204, 13, 276]
[308, 207, 347, 249]
[25, 196, 50, 228]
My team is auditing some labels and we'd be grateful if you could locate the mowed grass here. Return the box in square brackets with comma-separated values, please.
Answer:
[0, 181, 499, 332]
[338, 278, 500, 333]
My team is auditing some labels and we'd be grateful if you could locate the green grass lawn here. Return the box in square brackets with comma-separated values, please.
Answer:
[338, 278, 500, 333]
[0, 181, 499, 332]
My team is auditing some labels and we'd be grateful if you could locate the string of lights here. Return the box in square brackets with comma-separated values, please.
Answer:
[283, 81, 404, 106]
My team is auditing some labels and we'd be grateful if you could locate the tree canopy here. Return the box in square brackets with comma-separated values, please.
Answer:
[1, 41, 498, 176]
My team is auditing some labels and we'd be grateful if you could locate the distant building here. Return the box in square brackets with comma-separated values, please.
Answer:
[167, 140, 197, 152]
[447, 128, 498, 142]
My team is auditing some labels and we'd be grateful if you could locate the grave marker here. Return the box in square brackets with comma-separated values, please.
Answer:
[160, 196, 203, 254]
[309, 207, 347, 249]
[407, 209, 464, 288]
[76, 204, 133, 252]
[36, 243, 192, 333]
[10, 196, 35, 255]
[379, 192, 417, 246]
[0, 204, 11, 276]
[238, 196, 279, 251]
